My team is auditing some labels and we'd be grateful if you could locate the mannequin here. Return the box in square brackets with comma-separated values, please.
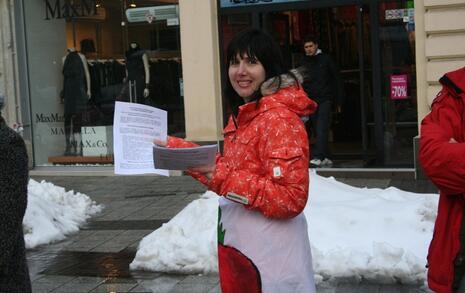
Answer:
[61, 48, 91, 156]
[125, 42, 150, 104]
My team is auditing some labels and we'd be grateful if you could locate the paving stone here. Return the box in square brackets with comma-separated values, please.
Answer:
[89, 282, 138, 292]
[169, 282, 217, 293]
[33, 274, 76, 284]
[50, 276, 106, 292]
[90, 244, 128, 253]
[316, 286, 337, 293]
[179, 274, 219, 285]
[336, 283, 380, 292]
[378, 284, 432, 293]
[32, 282, 63, 293]
[134, 275, 185, 293]
[207, 284, 221, 293]
[83, 220, 167, 231]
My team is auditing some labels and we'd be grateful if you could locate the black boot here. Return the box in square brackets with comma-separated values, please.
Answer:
[64, 143, 72, 156]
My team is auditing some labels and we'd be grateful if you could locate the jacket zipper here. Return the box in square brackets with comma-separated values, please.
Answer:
[232, 115, 238, 142]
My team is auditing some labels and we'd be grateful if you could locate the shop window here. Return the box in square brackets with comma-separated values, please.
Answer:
[22, 0, 183, 166]
[379, 0, 417, 166]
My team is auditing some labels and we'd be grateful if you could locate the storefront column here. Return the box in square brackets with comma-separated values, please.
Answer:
[414, 0, 427, 130]
[178, 0, 223, 142]
[0, 0, 20, 126]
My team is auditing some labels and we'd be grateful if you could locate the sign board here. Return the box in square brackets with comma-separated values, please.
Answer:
[385, 8, 414, 23]
[82, 126, 113, 157]
[390, 74, 408, 100]
[220, 0, 307, 8]
[45, 0, 98, 20]
[167, 18, 179, 26]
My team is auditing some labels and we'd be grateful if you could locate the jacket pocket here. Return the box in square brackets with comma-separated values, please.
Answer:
[269, 147, 303, 160]
[267, 147, 305, 184]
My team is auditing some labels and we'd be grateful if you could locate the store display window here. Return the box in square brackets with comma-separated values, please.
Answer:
[22, 0, 183, 166]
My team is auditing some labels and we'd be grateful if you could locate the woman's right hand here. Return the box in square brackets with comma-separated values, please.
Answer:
[153, 138, 167, 147]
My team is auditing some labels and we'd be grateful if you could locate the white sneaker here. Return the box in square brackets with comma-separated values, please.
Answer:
[310, 158, 322, 166]
[321, 158, 333, 167]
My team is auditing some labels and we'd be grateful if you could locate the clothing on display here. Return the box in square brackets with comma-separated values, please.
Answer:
[62, 50, 89, 156]
[62, 51, 88, 116]
[88, 60, 126, 104]
[125, 47, 148, 104]
[150, 59, 182, 107]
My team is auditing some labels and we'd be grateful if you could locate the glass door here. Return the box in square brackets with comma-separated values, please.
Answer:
[261, 5, 374, 167]
[378, 0, 417, 167]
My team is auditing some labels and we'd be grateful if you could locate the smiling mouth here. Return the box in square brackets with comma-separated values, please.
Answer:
[237, 81, 252, 87]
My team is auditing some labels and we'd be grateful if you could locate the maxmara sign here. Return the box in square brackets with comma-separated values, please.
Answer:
[45, 0, 98, 20]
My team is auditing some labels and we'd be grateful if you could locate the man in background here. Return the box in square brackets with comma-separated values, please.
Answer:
[301, 35, 344, 167]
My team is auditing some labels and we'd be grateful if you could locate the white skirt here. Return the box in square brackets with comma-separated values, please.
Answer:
[218, 197, 316, 293]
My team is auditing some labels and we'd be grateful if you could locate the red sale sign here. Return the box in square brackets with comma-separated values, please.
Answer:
[391, 74, 408, 100]
[390, 74, 408, 100]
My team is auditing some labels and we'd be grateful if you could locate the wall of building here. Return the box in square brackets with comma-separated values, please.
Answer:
[415, 0, 465, 130]
[178, 0, 223, 142]
[0, 0, 20, 125]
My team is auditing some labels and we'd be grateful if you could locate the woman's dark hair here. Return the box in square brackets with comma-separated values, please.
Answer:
[224, 28, 288, 116]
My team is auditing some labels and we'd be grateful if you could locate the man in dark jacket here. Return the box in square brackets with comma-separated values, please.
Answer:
[300, 36, 344, 167]
[0, 94, 32, 292]
[420, 67, 465, 293]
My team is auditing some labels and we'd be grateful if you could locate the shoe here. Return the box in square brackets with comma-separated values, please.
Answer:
[64, 144, 72, 156]
[310, 158, 322, 167]
[321, 158, 333, 167]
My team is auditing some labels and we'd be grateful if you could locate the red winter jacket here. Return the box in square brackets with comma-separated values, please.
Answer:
[420, 67, 465, 293]
[168, 75, 317, 219]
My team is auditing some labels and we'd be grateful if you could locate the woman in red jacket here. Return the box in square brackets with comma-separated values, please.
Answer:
[164, 29, 317, 292]
[420, 67, 465, 293]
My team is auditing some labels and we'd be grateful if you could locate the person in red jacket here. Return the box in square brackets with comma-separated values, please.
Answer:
[420, 67, 465, 293]
[159, 29, 318, 292]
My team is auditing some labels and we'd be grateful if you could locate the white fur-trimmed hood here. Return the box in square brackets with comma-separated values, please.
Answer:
[260, 68, 305, 96]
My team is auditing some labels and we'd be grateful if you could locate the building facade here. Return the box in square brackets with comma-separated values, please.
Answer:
[0, 0, 461, 171]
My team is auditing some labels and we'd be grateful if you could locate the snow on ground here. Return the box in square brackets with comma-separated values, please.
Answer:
[24, 179, 103, 249]
[130, 171, 439, 284]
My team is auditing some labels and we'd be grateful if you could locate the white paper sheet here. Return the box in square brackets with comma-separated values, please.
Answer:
[113, 101, 169, 176]
[153, 144, 218, 170]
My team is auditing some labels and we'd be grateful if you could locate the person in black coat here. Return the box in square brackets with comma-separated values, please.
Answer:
[0, 94, 32, 293]
[300, 35, 344, 167]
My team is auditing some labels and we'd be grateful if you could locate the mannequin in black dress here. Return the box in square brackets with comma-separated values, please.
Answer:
[62, 48, 91, 156]
[125, 42, 150, 104]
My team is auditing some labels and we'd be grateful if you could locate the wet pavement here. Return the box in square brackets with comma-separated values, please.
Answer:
[27, 171, 437, 292]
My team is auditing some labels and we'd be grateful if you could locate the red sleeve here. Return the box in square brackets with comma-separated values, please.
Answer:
[166, 136, 199, 148]
[419, 94, 465, 195]
[209, 116, 309, 219]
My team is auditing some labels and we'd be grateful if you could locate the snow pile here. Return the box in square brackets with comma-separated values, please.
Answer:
[23, 179, 103, 248]
[308, 173, 437, 284]
[130, 171, 438, 284]
[130, 192, 218, 273]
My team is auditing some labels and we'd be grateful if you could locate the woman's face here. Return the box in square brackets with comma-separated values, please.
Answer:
[228, 53, 266, 102]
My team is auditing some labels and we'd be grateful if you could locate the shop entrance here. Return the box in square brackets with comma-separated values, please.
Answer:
[262, 5, 373, 167]
[219, 0, 417, 168]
